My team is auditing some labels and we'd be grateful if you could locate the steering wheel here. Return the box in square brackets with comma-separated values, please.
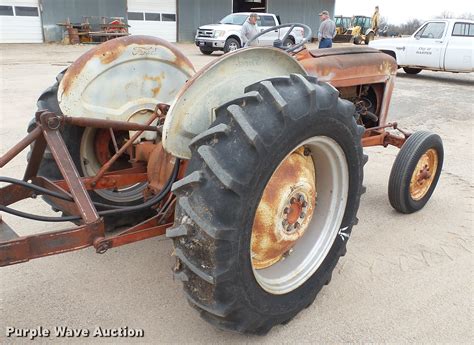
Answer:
[245, 23, 312, 53]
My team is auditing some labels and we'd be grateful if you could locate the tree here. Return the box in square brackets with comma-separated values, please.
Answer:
[436, 10, 454, 19]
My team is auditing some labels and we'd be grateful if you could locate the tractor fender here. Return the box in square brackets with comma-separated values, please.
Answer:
[162, 47, 307, 159]
[57, 35, 195, 141]
[365, 28, 375, 36]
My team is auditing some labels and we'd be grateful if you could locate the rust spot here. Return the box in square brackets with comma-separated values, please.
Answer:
[251, 148, 316, 270]
[144, 72, 165, 97]
[60, 35, 195, 96]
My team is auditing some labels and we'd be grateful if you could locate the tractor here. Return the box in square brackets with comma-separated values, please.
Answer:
[335, 15, 351, 35]
[0, 24, 443, 335]
[335, 15, 376, 44]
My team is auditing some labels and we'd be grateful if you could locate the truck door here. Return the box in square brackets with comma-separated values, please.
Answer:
[406, 21, 447, 69]
[257, 15, 279, 45]
[444, 22, 474, 72]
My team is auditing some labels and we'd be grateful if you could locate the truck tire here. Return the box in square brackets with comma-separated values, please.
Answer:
[223, 37, 240, 53]
[167, 74, 366, 334]
[28, 70, 153, 230]
[199, 47, 213, 55]
[388, 131, 443, 214]
[403, 67, 422, 74]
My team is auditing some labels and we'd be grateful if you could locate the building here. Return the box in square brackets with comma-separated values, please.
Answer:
[0, 0, 334, 43]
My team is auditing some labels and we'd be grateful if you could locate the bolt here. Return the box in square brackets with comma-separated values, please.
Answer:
[299, 212, 305, 219]
[46, 116, 61, 130]
[286, 224, 293, 232]
[290, 197, 296, 204]
[302, 201, 308, 207]
[294, 222, 300, 229]
[298, 194, 304, 203]
[95, 242, 109, 254]
[284, 207, 289, 214]
[282, 220, 288, 227]
[303, 147, 311, 156]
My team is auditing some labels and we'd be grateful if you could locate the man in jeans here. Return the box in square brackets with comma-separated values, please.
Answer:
[318, 10, 336, 48]
[241, 13, 259, 46]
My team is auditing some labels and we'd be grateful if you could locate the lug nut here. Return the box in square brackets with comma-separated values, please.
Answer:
[294, 222, 300, 229]
[283, 207, 289, 214]
[282, 220, 288, 227]
[303, 147, 311, 156]
[298, 194, 304, 203]
[299, 212, 305, 219]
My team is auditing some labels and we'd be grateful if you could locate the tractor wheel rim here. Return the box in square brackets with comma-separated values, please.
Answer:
[80, 127, 147, 203]
[251, 136, 349, 295]
[409, 148, 438, 201]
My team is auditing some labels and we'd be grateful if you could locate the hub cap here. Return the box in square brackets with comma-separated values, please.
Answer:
[409, 148, 438, 201]
[251, 136, 349, 294]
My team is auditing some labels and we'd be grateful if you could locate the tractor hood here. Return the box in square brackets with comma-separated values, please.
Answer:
[297, 47, 398, 87]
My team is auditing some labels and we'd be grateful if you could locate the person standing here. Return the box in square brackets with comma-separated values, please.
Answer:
[241, 13, 259, 46]
[318, 10, 336, 48]
[371, 6, 380, 34]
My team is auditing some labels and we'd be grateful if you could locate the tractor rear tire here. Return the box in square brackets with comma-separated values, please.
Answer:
[167, 74, 366, 334]
[388, 131, 443, 213]
[28, 70, 153, 230]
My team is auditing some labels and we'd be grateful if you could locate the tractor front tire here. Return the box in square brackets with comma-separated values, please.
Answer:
[167, 74, 366, 334]
[365, 32, 375, 44]
[353, 35, 362, 44]
[388, 131, 443, 213]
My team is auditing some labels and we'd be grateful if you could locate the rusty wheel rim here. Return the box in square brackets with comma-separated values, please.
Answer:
[409, 148, 438, 201]
[250, 136, 349, 295]
[80, 127, 147, 203]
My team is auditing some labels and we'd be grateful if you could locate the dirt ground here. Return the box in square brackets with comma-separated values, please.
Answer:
[0, 42, 473, 344]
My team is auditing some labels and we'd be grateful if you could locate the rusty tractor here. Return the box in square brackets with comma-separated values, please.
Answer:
[0, 23, 443, 334]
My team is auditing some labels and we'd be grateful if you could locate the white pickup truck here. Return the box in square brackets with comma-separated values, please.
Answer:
[195, 12, 304, 55]
[369, 19, 473, 74]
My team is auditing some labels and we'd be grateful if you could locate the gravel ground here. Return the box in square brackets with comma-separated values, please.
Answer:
[0, 42, 473, 344]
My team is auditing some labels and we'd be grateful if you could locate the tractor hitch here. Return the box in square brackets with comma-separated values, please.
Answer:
[0, 109, 179, 267]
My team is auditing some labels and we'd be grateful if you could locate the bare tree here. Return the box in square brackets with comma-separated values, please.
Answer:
[436, 10, 454, 19]
[459, 12, 474, 20]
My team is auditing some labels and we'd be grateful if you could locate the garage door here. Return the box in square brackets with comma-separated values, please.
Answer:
[0, 0, 42, 43]
[128, 0, 176, 42]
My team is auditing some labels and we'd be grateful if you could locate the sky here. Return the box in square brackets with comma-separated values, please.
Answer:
[334, 0, 472, 25]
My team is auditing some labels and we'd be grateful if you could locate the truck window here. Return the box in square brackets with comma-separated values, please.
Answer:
[261, 15, 276, 27]
[452, 23, 474, 37]
[415, 22, 446, 39]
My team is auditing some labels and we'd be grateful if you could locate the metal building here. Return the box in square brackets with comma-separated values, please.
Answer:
[0, 0, 334, 43]
[178, 0, 335, 42]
